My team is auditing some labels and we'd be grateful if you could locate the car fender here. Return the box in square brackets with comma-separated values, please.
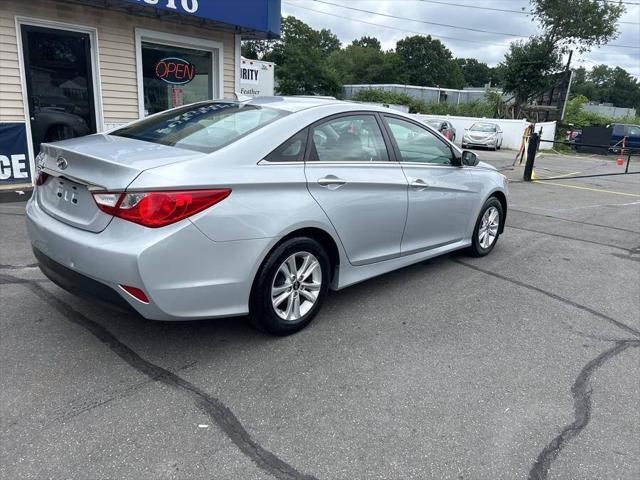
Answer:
[466, 169, 508, 237]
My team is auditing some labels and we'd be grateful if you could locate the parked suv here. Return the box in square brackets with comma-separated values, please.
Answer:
[611, 123, 640, 151]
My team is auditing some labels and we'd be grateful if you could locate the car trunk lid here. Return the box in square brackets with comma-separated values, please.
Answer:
[36, 134, 204, 233]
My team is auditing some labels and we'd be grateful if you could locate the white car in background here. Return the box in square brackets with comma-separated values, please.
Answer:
[462, 122, 503, 150]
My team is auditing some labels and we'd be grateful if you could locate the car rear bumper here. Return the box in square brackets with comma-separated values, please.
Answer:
[33, 246, 139, 315]
[26, 194, 272, 320]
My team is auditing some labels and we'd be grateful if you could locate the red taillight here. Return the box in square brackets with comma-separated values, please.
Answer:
[35, 171, 50, 186]
[119, 285, 149, 303]
[93, 189, 231, 228]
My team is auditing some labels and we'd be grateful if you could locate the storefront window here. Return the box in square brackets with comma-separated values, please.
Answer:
[141, 42, 213, 116]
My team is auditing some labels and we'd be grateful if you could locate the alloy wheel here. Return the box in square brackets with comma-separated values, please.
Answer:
[478, 206, 499, 249]
[271, 251, 322, 321]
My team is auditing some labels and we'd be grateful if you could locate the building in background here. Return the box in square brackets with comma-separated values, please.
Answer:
[583, 103, 637, 120]
[343, 84, 504, 105]
[0, 0, 281, 189]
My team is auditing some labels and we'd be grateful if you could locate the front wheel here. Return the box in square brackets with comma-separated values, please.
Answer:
[468, 197, 503, 257]
[250, 237, 330, 335]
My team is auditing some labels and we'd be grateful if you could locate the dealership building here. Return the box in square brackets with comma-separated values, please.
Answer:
[0, 0, 281, 190]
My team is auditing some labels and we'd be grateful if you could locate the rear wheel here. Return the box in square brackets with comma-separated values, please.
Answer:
[468, 197, 503, 257]
[250, 237, 330, 335]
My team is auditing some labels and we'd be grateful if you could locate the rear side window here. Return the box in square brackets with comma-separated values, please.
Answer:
[264, 129, 308, 162]
[113, 102, 287, 153]
[309, 115, 389, 162]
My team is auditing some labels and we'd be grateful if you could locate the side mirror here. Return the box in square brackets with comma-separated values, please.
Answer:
[461, 150, 479, 166]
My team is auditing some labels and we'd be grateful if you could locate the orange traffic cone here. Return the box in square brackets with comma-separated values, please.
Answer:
[617, 137, 626, 166]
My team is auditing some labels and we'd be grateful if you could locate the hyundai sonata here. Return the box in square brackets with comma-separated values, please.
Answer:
[27, 97, 508, 335]
[462, 122, 503, 150]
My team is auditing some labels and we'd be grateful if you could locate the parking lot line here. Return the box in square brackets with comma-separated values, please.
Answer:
[532, 181, 640, 198]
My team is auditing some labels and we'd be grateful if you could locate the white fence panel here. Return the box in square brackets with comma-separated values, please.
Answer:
[412, 114, 557, 150]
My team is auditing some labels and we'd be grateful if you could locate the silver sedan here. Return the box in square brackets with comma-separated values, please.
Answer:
[27, 97, 508, 335]
[462, 122, 504, 150]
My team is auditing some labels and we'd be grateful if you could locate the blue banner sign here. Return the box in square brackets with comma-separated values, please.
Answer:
[124, 0, 281, 38]
[0, 123, 31, 185]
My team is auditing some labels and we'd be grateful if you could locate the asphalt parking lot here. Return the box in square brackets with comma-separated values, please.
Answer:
[1, 150, 639, 480]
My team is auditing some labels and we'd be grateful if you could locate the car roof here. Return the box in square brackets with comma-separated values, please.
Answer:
[242, 96, 344, 112]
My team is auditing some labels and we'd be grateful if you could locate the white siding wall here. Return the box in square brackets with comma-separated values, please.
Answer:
[0, 0, 236, 125]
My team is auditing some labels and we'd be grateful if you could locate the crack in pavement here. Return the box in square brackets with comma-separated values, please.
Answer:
[527, 341, 640, 480]
[7, 275, 318, 480]
[453, 260, 640, 479]
[453, 260, 640, 339]
[506, 225, 635, 253]
[0, 263, 38, 270]
[510, 208, 640, 234]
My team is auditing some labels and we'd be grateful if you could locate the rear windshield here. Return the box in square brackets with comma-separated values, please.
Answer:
[470, 123, 497, 132]
[112, 102, 287, 153]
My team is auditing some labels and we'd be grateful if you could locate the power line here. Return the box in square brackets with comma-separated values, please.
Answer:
[311, 0, 523, 37]
[282, 1, 514, 47]
[417, 0, 639, 25]
[308, 0, 640, 48]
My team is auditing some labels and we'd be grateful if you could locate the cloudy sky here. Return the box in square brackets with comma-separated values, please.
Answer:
[281, 0, 640, 77]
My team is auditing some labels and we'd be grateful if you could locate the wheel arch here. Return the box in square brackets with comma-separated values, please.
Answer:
[251, 226, 343, 299]
[488, 190, 507, 233]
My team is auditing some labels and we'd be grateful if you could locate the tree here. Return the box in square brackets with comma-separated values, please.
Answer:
[456, 59, 492, 87]
[500, 38, 562, 115]
[351, 36, 382, 50]
[395, 35, 464, 89]
[500, 0, 625, 117]
[569, 65, 640, 110]
[530, 0, 624, 54]
[242, 16, 342, 96]
[327, 44, 402, 85]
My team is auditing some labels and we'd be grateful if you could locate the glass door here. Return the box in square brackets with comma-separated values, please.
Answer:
[20, 25, 97, 154]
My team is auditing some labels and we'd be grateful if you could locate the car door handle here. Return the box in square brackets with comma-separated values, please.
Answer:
[409, 178, 429, 190]
[318, 175, 347, 188]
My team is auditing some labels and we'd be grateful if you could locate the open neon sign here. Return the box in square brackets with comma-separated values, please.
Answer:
[155, 57, 196, 85]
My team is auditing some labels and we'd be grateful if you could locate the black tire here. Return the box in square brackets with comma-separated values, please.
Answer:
[250, 237, 330, 335]
[468, 197, 504, 257]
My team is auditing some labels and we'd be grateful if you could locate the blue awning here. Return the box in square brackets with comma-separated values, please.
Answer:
[123, 0, 281, 38]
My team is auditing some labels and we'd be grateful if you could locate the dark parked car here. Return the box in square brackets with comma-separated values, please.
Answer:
[425, 119, 456, 142]
[30, 95, 91, 154]
[611, 123, 640, 151]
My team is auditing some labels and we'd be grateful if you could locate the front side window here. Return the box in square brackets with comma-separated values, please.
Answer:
[310, 115, 389, 162]
[385, 117, 453, 165]
[113, 103, 287, 153]
[141, 41, 215, 116]
[627, 125, 639, 138]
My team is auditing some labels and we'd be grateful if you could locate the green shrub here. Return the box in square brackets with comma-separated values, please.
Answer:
[351, 89, 497, 117]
